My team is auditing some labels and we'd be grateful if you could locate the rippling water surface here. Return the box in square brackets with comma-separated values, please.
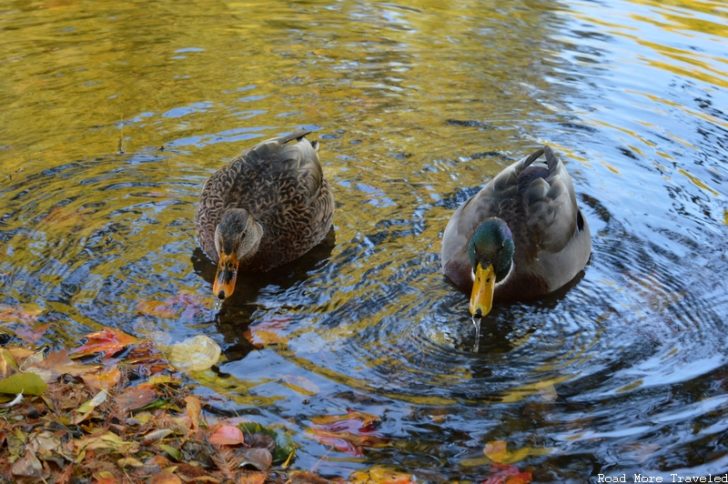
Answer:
[1, 0, 727, 480]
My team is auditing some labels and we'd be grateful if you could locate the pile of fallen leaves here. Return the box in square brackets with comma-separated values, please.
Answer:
[0, 327, 301, 483]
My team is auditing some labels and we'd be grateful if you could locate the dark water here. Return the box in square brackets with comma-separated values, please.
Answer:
[1, 0, 727, 480]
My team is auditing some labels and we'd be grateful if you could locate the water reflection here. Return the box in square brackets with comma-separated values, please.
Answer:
[1, 0, 727, 479]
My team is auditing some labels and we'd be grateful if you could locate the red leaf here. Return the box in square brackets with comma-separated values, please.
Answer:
[308, 411, 386, 456]
[72, 328, 139, 358]
[208, 423, 244, 446]
[483, 463, 533, 484]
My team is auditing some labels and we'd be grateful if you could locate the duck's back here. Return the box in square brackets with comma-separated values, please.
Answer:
[196, 132, 334, 269]
[441, 146, 591, 300]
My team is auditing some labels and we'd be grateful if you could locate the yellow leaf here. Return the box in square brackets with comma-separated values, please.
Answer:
[484, 440, 551, 464]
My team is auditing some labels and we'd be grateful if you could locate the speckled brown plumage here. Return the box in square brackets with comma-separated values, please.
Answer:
[441, 146, 591, 301]
[195, 131, 334, 271]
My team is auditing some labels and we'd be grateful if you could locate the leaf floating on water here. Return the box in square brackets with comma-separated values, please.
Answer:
[0, 372, 47, 395]
[167, 335, 221, 372]
[238, 422, 297, 464]
[72, 328, 139, 358]
[349, 466, 414, 484]
[209, 423, 245, 446]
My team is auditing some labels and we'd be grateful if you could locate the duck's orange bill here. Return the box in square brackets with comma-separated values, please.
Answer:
[469, 263, 495, 318]
[213, 254, 239, 300]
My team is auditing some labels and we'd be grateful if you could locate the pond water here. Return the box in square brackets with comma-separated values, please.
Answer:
[1, 0, 726, 480]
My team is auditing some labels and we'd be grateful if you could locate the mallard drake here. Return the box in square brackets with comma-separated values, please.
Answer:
[196, 131, 334, 299]
[440, 146, 591, 317]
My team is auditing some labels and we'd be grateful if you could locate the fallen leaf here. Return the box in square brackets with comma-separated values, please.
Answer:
[238, 471, 267, 484]
[281, 374, 319, 396]
[8, 347, 34, 361]
[238, 422, 296, 464]
[72, 328, 139, 358]
[137, 300, 178, 319]
[288, 470, 341, 484]
[13, 323, 50, 344]
[143, 429, 174, 444]
[81, 367, 121, 392]
[74, 389, 109, 424]
[151, 470, 182, 484]
[484, 463, 533, 484]
[166, 335, 221, 372]
[184, 395, 202, 435]
[308, 411, 386, 456]
[75, 431, 140, 460]
[209, 423, 244, 446]
[349, 466, 414, 484]
[484, 440, 551, 465]
[11, 449, 43, 477]
[0, 304, 42, 324]
[93, 470, 119, 484]
[159, 444, 182, 461]
[116, 384, 158, 413]
[117, 457, 144, 468]
[239, 447, 272, 471]
[0, 348, 18, 378]
[0, 372, 47, 395]
[26, 349, 99, 382]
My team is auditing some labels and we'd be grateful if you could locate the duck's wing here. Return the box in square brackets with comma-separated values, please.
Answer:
[195, 131, 327, 262]
[441, 146, 585, 292]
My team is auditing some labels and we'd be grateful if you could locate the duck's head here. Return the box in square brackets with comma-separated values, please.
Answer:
[212, 208, 263, 300]
[467, 218, 515, 318]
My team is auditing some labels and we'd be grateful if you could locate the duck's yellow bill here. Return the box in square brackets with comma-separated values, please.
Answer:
[469, 263, 495, 318]
[213, 254, 239, 300]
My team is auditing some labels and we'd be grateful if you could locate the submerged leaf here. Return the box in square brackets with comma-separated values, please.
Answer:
[72, 328, 139, 358]
[238, 422, 296, 464]
[0, 304, 42, 324]
[308, 411, 386, 456]
[349, 466, 414, 484]
[0, 372, 47, 395]
[483, 463, 533, 484]
[484, 440, 551, 465]
[166, 335, 221, 372]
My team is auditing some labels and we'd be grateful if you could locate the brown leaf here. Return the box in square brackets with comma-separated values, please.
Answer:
[27, 349, 99, 382]
[208, 423, 244, 446]
[237, 471, 267, 484]
[116, 384, 158, 413]
[11, 449, 43, 477]
[14, 323, 50, 344]
[184, 395, 202, 435]
[137, 300, 178, 319]
[288, 470, 342, 484]
[150, 469, 182, 484]
[72, 328, 139, 358]
[81, 367, 121, 392]
[93, 470, 121, 484]
[483, 463, 533, 484]
[238, 447, 272, 471]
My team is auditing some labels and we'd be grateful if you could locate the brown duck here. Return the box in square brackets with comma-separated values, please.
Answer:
[196, 131, 334, 299]
[441, 146, 591, 317]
